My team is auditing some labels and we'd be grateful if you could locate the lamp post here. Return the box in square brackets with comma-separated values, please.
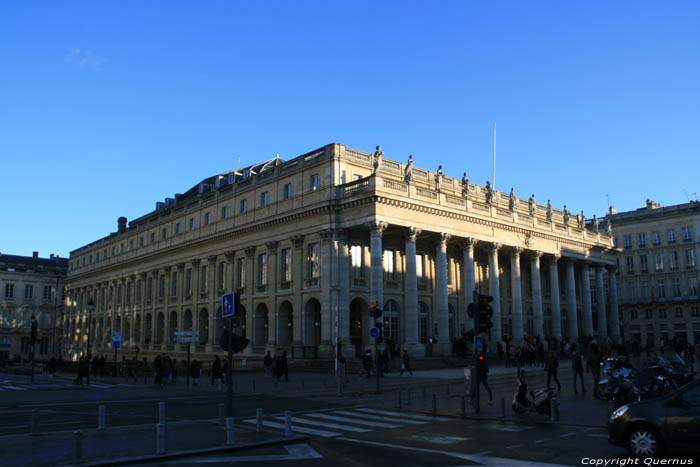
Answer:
[86, 298, 95, 386]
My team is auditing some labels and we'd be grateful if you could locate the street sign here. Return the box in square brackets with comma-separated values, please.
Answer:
[112, 332, 122, 343]
[369, 327, 380, 339]
[173, 331, 199, 337]
[174, 337, 199, 343]
[222, 293, 234, 318]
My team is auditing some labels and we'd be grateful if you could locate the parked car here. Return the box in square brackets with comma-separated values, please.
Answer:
[607, 376, 700, 457]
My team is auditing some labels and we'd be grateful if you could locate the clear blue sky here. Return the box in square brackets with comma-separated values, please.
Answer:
[1, 1, 698, 258]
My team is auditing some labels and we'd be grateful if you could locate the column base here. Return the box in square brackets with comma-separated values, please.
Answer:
[317, 341, 333, 359]
[339, 344, 355, 360]
[436, 342, 451, 356]
[291, 343, 304, 359]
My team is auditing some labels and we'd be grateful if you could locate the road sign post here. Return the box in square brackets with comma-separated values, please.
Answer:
[221, 292, 239, 418]
[173, 331, 199, 387]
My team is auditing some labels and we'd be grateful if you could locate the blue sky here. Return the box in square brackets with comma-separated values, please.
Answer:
[1, 1, 698, 258]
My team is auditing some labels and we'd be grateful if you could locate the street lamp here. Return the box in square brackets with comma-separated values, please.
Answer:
[86, 297, 95, 385]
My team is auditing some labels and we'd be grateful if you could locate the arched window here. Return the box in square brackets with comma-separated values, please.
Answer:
[383, 300, 400, 343]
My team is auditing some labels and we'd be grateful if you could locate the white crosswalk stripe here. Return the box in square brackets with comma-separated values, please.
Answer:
[2, 385, 26, 391]
[242, 419, 341, 437]
[303, 412, 401, 428]
[273, 416, 372, 433]
[333, 410, 428, 425]
[354, 408, 452, 422]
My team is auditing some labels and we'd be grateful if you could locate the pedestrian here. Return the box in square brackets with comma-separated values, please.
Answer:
[172, 359, 178, 383]
[338, 353, 349, 384]
[263, 350, 273, 377]
[191, 360, 201, 386]
[476, 351, 493, 405]
[362, 349, 372, 378]
[279, 351, 289, 382]
[211, 355, 221, 386]
[545, 351, 561, 392]
[497, 342, 504, 361]
[586, 343, 602, 389]
[400, 350, 413, 376]
[75, 355, 88, 385]
[153, 354, 162, 386]
[572, 347, 586, 395]
[381, 347, 390, 376]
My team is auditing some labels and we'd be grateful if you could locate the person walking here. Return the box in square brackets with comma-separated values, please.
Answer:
[545, 351, 562, 392]
[211, 355, 221, 387]
[476, 351, 493, 405]
[338, 353, 349, 384]
[263, 351, 273, 377]
[572, 347, 586, 395]
[279, 351, 289, 382]
[400, 350, 413, 376]
[586, 343, 603, 390]
[153, 354, 162, 386]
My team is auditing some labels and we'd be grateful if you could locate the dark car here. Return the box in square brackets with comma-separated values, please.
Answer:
[607, 376, 700, 457]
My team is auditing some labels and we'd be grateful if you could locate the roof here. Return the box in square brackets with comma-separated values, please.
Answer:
[0, 254, 69, 273]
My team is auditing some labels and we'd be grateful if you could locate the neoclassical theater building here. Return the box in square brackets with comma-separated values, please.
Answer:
[64, 143, 620, 361]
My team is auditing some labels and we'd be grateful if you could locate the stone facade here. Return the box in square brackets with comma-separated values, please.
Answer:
[610, 200, 700, 347]
[64, 144, 619, 361]
[0, 253, 67, 362]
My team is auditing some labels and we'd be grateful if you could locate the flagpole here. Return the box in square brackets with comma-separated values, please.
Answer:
[492, 122, 496, 190]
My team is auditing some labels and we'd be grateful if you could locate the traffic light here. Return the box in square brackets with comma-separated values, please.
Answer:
[467, 303, 476, 319]
[135, 346, 140, 354]
[476, 294, 494, 334]
[369, 302, 384, 343]
[219, 330, 250, 354]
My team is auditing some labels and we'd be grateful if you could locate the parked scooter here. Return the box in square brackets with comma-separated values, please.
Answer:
[511, 377, 559, 416]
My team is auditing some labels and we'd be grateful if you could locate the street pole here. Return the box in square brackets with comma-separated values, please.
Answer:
[87, 298, 94, 386]
[226, 316, 233, 417]
[186, 343, 191, 388]
[472, 290, 480, 414]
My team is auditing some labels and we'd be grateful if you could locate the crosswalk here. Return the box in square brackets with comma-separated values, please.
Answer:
[243, 407, 452, 438]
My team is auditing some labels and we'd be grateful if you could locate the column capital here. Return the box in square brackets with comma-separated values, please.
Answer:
[207, 255, 217, 264]
[405, 227, 421, 242]
[365, 221, 388, 236]
[436, 232, 451, 247]
[163, 265, 172, 273]
[139, 272, 148, 279]
[490, 242, 502, 253]
[606, 264, 618, 274]
[245, 246, 256, 258]
[224, 251, 235, 261]
[511, 246, 523, 257]
[291, 235, 305, 249]
[319, 229, 334, 241]
[464, 237, 476, 249]
[529, 250, 543, 260]
[592, 262, 606, 272]
[266, 241, 279, 253]
[550, 253, 561, 262]
[191, 259, 201, 267]
[151, 269, 160, 276]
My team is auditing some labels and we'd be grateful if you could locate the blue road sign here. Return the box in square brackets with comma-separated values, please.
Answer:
[113, 341, 120, 349]
[222, 293, 234, 318]
[369, 327, 380, 339]
[475, 336, 483, 351]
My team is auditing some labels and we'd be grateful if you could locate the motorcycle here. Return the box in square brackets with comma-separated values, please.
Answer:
[512, 378, 559, 416]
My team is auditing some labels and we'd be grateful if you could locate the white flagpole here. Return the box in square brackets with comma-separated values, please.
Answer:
[492, 122, 496, 190]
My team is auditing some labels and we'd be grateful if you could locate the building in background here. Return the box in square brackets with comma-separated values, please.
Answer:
[0, 252, 68, 362]
[610, 199, 700, 348]
[64, 143, 618, 362]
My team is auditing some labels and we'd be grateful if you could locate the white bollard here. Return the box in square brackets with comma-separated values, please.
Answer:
[159, 402, 165, 425]
[156, 423, 165, 454]
[226, 417, 235, 445]
[284, 411, 292, 437]
[256, 408, 263, 433]
[98, 405, 106, 430]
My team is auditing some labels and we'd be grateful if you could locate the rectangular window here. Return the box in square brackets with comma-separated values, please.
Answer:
[657, 280, 665, 298]
[258, 253, 268, 285]
[284, 183, 292, 199]
[682, 226, 692, 241]
[686, 249, 695, 267]
[641, 282, 650, 301]
[645, 309, 653, 319]
[652, 231, 661, 245]
[670, 251, 679, 269]
[638, 233, 646, 247]
[626, 283, 635, 302]
[218, 262, 225, 290]
[175, 223, 180, 234]
[200, 265, 208, 293]
[625, 256, 634, 274]
[25, 285, 33, 300]
[282, 248, 292, 282]
[623, 235, 632, 249]
[117, 284, 123, 305]
[675, 308, 683, 318]
[171, 271, 177, 297]
[147, 278, 153, 300]
[260, 192, 269, 207]
[630, 310, 638, 320]
[307, 243, 319, 278]
[640, 254, 648, 272]
[43, 286, 51, 300]
[351, 245, 363, 278]
[139, 236, 144, 247]
[204, 212, 211, 225]
[692, 307, 699, 318]
[129, 240, 133, 250]
[239, 199, 247, 213]
[383, 250, 396, 280]
[158, 276, 165, 298]
[189, 218, 195, 230]
[96, 252, 100, 261]
[126, 282, 132, 305]
[310, 174, 319, 191]
[673, 279, 681, 297]
[221, 206, 228, 219]
[162, 228, 167, 240]
[667, 229, 676, 243]
[659, 309, 667, 319]
[655, 253, 664, 272]
[688, 279, 698, 297]
[185, 269, 192, 295]
[127, 284, 133, 305]
[416, 254, 424, 280]
[236, 258, 245, 288]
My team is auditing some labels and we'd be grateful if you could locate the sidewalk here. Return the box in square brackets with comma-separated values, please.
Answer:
[1, 418, 307, 466]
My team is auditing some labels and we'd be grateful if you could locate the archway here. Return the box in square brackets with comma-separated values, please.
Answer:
[134, 315, 141, 344]
[183, 310, 193, 331]
[237, 305, 247, 338]
[304, 298, 322, 350]
[254, 303, 269, 346]
[145, 313, 153, 345]
[198, 309, 209, 345]
[278, 301, 294, 347]
[383, 299, 400, 353]
[156, 312, 165, 345]
[169, 311, 178, 344]
[349, 297, 368, 357]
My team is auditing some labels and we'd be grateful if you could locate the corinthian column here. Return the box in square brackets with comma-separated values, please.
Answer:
[607, 266, 620, 341]
[367, 222, 387, 309]
[596, 264, 608, 340]
[530, 251, 544, 339]
[565, 258, 579, 340]
[489, 243, 502, 343]
[404, 227, 421, 357]
[336, 230, 351, 358]
[463, 238, 476, 331]
[511, 248, 524, 343]
[581, 261, 593, 338]
[435, 233, 451, 355]
[549, 254, 562, 340]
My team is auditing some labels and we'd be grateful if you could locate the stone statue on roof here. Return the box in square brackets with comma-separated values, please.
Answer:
[461, 172, 469, 198]
[485, 181, 494, 204]
[563, 205, 570, 224]
[435, 165, 443, 191]
[373, 145, 383, 174]
[593, 214, 599, 233]
[578, 210, 585, 229]
[546, 200, 553, 220]
[404, 155, 413, 183]
[605, 215, 612, 235]
[528, 194, 535, 216]
[509, 188, 515, 211]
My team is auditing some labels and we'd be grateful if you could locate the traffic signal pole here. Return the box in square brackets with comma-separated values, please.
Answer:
[472, 290, 480, 414]
[226, 315, 233, 417]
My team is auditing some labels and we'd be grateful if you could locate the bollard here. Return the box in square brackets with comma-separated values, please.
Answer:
[226, 417, 235, 445]
[156, 423, 165, 454]
[159, 402, 165, 425]
[218, 403, 224, 426]
[284, 411, 292, 437]
[256, 408, 264, 432]
[423, 387, 427, 402]
[461, 396, 466, 419]
[74, 430, 83, 461]
[398, 391, 402, 410]
[30, 409, 39, 436]
[432, 393, 437, 416]
[500, 397, 506, 418]
[98, 404, 106, 430]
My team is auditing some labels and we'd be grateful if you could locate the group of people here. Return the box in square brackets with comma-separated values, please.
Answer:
[360, 348, 413, 378]
[262, 351, 289, 382]
[153, 354, 178, 387]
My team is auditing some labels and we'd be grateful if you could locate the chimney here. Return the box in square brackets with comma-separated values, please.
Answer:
[33, 251, 39, 258]
[118, 217, 128, 233]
